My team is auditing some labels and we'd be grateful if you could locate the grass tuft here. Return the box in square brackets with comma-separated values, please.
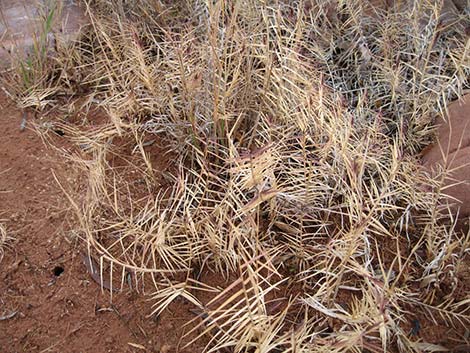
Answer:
[3, 0, 470, 351]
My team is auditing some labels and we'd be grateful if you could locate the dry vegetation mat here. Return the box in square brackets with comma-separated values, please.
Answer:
[3, 0, 470, 352]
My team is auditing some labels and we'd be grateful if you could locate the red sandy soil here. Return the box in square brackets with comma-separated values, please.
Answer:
[0, 92, 204, 353]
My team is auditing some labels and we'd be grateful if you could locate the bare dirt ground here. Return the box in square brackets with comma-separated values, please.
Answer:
[0, 92, 204, 353]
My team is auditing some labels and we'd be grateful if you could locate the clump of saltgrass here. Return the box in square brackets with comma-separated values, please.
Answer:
[5, 0, 470, 352]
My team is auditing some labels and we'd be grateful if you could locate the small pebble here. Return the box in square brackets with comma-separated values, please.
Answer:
[160, 344, 171, 353]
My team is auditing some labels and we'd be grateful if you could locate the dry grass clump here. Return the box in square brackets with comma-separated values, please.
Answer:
[5, 0, 470, 351]
[0, 222, 13, 263]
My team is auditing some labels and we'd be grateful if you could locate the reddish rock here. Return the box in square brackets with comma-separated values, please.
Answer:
[0, 0, 88, 67]
[422, 94, 470, 219]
